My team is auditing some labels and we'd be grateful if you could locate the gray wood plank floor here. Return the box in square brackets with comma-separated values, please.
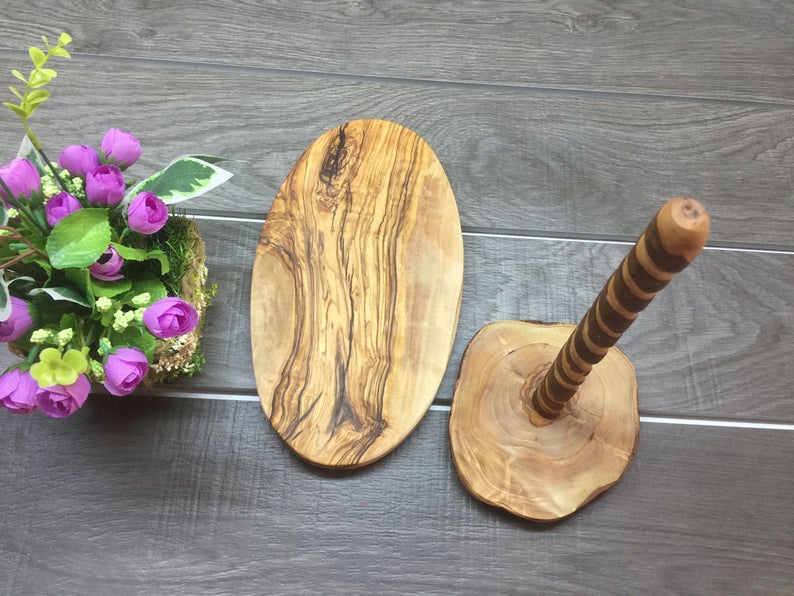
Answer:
[1, 403, 793, 595]
[1, 1, 792, 593]
[0, 60, 791, 246]
[3, 1, 794, 102]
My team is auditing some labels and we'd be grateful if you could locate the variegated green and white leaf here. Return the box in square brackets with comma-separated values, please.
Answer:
[124, 156, 232, 205]
[0, 273, 10, 322]
[30, 286, 92, 308]
[183, 154, 228, 165]
[7, 276, 36, 296]
[16, 135, 48, 174]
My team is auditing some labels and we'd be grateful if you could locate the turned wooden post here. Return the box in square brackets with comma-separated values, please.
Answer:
[522, 197, 710, 420]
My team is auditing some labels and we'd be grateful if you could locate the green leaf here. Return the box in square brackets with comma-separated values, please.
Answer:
[111, 243, 170, 274]
[24, 89, 50, 107]
[184, 154, 229, 165]
[3, 102, 29, 119]
[60, 313, 78, 331]
[111, 326, 157, 360]
[11, 70, 27, 83]
[29, 46, 46, 68]
[92, 278, 132, 298]
[46, 209, 111, 270]
[23, 103, 43, 119]
[0, 202, 7, 226]
[51, 47, 71, 58]
[59, 32, 72, 46]
[9, 86, 23, 99]
[7, 276, 37, 296]
[125, 156, 233, 205]
[28, 68, 56, 88]
[31, 257, 52, 277]
[0, 273, 10, 322]
[30, 286, 92, 308]
[41, 35, 50, 48]
[16, 135, 48, 174]
[64, 267, 94, 302]
[122, 273, 167, 305]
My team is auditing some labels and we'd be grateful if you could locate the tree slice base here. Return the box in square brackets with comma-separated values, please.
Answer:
[449, 320, 639, 521]
[251, 119, 464, 469]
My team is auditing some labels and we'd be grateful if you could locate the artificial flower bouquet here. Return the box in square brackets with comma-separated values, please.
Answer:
[0, 33, 231, 417]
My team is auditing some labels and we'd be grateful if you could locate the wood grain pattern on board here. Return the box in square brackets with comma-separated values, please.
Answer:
[450, 321, 639, 522]
[251, 119, 463, 468]
[450, 199, 709, 521]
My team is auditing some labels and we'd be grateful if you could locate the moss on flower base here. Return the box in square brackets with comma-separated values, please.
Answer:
[147, 217, 210, 383]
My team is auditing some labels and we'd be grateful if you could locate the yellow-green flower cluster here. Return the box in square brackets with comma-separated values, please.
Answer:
[40, 167, 86, 201]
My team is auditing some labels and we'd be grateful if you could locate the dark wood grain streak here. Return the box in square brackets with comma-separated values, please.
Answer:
[251, 119, 463, 467]
[0, 401, 792, 594]
[2, 0, 794, 102]
[0, 61, 792, 245]
[2, 221, 792, 422]
[529, 198, 709, 417]
[0, 3, 789, 593]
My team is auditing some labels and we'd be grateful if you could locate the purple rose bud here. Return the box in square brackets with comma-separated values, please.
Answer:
[103, 347, 149, 396]
[143, 297, 198, 339]
[0, 158, 41, 199]
[36, 374, 90, 418]
[0, 368, 39, 414]
[127, 191, 168, 234]
[101, 128, 142, 169]
[57, 144, 100, 177]
[85, 164, 126, 206]
[45, 191, 83, 227]
[0, 296, 34, 342]
[88, 245, 124, 281]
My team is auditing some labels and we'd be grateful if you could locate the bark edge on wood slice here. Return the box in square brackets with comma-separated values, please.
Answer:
[449, 320, 639, 522]
[251, 118, 464, 468]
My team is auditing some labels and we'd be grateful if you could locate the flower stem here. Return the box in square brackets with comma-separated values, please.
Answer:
[0, 250, 37, 270]
[26, 345, 41, 364]
[23, 122, 68, 193]
[0, 225, 48, 259]
[0, 188, 46, 235]
[0, 176, 14, 199]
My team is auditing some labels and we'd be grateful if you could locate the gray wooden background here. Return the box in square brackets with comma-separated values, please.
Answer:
[1, 2, 793, 594]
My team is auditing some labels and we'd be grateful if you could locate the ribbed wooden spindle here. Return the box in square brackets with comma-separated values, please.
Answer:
[524, 198, 710, 420]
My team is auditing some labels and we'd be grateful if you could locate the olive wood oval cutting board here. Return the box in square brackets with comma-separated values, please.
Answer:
[251, 119, 464, 468]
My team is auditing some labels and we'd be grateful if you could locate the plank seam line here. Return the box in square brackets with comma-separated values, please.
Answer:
[0, 48, 791, 109]
[137, 391, 794, 430]
[189, 213, 794, 255]
[437, 406, 794, 430]
[461, 230, 794, 256]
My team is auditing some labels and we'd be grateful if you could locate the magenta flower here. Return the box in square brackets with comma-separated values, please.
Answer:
[36, 374, 90, 418]
[45, 191, 83, 227]
[0, 158, 41, 199]
[103, 347, 149, 396]
[0, 368, 39, 414]
[85, 164, 125, 206]
[143, 297, 198, 339]
[58, 144, 100, 177]
[101, 128, 142, 169]
[0, 296, 34, 342]
[88, 245, 124, 281]
[127, 191, 168, 234]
